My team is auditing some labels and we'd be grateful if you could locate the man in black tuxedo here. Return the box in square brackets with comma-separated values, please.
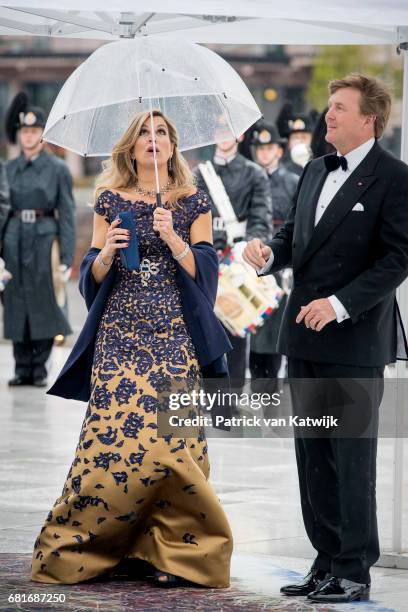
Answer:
[243, 74, 408, 603]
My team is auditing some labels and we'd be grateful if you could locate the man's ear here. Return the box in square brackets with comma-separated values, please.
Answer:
[237, 134, 245, 144]
[365, 114, 376, 127]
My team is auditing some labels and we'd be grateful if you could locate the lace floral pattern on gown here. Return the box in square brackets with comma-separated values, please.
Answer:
[31, 189, 232, 587]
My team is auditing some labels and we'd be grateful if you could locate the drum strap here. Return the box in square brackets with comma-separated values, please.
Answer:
[198, 161, 246, 245]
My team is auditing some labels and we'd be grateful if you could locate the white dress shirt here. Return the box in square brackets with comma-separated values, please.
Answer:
[257, 137, 376, 323]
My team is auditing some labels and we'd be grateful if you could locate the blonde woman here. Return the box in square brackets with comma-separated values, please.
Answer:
[31, 110, 232, 588]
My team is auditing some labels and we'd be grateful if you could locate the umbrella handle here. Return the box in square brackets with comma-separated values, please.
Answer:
[153, 191, 162, 237]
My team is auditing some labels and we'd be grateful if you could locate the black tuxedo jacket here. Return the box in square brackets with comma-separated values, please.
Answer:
[266, 141, 408, 367]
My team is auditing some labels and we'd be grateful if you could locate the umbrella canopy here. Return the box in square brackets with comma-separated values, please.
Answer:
[43, 37, 261, 156]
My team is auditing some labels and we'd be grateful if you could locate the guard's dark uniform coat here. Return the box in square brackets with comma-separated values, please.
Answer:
[3, 150, 75, 343]
[195, 154, 272, 250]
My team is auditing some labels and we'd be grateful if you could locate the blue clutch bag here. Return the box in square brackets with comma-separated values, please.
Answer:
[116, 211, 140, 271]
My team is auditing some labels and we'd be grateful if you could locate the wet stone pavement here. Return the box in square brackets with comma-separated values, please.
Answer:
[0, 282, 407, 611]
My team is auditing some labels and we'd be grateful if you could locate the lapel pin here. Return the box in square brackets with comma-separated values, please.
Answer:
[358, 181, 363, 186]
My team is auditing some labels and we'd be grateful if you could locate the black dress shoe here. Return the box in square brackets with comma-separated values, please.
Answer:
[280, 567, 330, 596]
[8, 376, 32, 387]
[308, 576, 370, 603]
[33, 377, 48, 388]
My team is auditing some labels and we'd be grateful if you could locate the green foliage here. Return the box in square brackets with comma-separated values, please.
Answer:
[306, 45, 402, 111]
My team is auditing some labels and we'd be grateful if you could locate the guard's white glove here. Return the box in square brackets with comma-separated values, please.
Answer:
[0, 256, 12, 291]
[59, 264, 72, 283]
[231, 240, 247, 264]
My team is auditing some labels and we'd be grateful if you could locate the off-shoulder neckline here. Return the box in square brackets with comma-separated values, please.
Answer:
[101, 188, 201, 207]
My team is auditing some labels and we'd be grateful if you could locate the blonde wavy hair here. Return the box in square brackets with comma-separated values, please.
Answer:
[94, 109, 195, 206]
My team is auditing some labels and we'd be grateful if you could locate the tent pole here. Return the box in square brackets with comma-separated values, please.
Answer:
[400, 38, 408, 163]
[392, 29, 408, 557]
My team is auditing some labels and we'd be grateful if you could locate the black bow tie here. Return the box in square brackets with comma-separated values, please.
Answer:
[324, 154, 348, 172]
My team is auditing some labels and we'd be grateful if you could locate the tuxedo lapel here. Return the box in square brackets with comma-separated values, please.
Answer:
[296, 142, 382, 270]
[293, 163, 327, 270]
[304, 164, 328, 245]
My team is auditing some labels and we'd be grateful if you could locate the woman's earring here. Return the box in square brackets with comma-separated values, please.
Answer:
[168, 155, 173, 174]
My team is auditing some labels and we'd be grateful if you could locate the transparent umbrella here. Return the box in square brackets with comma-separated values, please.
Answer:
[43, 37, 261, 199]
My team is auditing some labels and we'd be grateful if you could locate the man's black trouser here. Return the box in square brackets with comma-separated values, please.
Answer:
[13, 319, 53, 380]
[249, 351, 282, 394]
[288, 357, 384, 584]
[225, 329, 247, 394]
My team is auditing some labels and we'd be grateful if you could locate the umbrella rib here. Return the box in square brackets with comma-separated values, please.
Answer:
[42, 137, 89, 158]
[217, 93, 237, 141]
[84, 106, 98, 157]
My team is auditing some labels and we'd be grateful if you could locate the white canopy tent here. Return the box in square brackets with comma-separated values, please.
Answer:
[0, 0, 407, 566]
[0, 1, 408, 45]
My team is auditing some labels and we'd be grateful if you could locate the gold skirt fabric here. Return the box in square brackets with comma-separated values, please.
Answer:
[31, 251, 232, 587]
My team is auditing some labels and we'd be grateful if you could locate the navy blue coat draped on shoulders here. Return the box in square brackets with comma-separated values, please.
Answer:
[47, 242, 232, 404]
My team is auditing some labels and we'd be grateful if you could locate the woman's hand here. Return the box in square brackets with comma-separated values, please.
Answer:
[153, 207, 176, 243]
[101, 217, 130, 260]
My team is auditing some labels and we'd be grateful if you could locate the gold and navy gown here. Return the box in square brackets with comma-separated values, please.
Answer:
[31, 189, 232, 587]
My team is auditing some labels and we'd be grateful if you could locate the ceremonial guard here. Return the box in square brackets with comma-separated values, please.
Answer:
[195, 135, 272, 396]
[3, 93, 76, 387]
[237, 118, 263, 161]
[277, 102, 316, 176]
[250, 122, 298, 393]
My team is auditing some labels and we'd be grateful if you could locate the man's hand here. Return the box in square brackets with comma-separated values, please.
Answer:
[243, 238, 272, 270]
[296, 298, 336, 332]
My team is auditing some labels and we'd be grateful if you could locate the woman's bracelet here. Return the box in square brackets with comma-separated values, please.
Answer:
[98, 252, 114, 267]
[173, 241, 190, 262]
